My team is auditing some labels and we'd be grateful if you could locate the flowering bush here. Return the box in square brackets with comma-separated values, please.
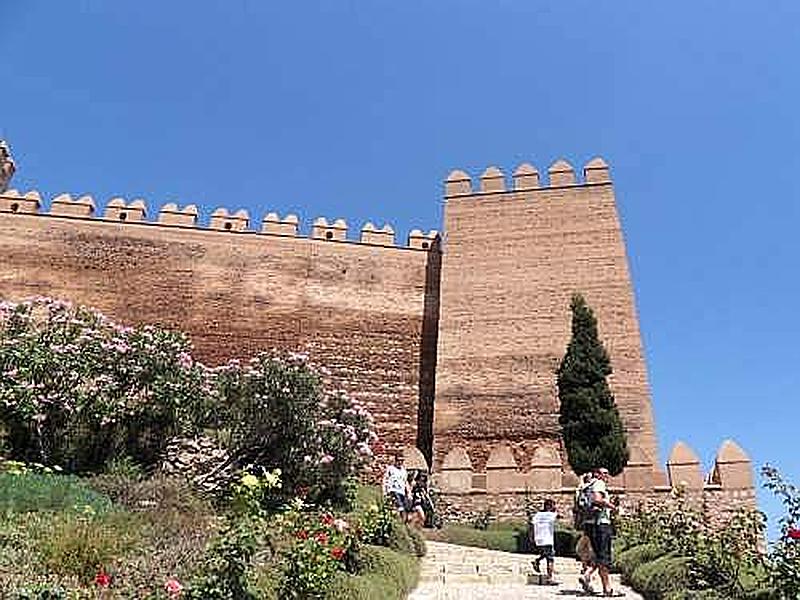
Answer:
[211, 352, 375, 508]
[762, 465, 800, 598]
[615, 493, 766, 598]
[279, 511, 357, 599]
[0, 298, 213, 472]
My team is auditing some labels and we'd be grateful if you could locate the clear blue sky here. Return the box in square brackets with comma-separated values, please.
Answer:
[2, 2, 797, 530]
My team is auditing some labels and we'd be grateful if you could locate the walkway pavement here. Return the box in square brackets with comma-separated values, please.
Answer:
[408, 541, 643, 600]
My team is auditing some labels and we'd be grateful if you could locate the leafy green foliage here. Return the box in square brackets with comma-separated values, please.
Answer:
[761, 465, 800, 599]
[629, 554, 692, 599]
[211, 353, 376, 509]
[185, 519, 258, 600]
[557, 294, 628, 475]
[616, 495, 769, 599]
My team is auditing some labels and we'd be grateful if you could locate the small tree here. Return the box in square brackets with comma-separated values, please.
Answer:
[557, 294, 629, 475]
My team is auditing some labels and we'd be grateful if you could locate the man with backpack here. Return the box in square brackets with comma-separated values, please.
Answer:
[574, 473, 598, 593]
[587, 467, 622, 597]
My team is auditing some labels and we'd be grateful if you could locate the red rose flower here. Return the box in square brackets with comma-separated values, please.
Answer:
[296, 529, 309, 540]
[788, 527, 800, 540]
[321, 513, 335, 526]
[315, 531, 329, 545]
[331, 546, 345, 560]
[95, 570, 111, 587]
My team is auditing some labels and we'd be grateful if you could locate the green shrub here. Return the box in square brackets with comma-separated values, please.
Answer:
[630, 554, 691, 599]
[554, 526, 579, 558]
[185, 518, 258, 600]
[0, 472, 111, 514]
[615, 543, 668, 581]
[434, 524, 519, 553]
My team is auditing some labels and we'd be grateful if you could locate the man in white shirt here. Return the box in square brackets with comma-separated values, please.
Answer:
[382, 454, 409, 519]
[530, 498, 559, 585]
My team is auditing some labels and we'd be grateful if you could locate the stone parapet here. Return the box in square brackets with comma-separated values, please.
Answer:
[0, 190, 438, 252]
[433, 439, 755, 524]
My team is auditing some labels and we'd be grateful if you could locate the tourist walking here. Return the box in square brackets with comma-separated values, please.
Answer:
[382, 453, 409, 520]
[588, 467, 622, 597]
[575, 472, 598, 593]
[530, 498, 559, 585]
[408, 470, 428, 528]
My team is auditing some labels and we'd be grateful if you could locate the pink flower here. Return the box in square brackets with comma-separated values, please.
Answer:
[319, 454, 334, 465]
[315, 531, 329, 545]
[164, 578, 183, 597]
[333, 518, 349, 532]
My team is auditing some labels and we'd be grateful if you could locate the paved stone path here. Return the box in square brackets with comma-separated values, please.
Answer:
[408, 541, 643, 600]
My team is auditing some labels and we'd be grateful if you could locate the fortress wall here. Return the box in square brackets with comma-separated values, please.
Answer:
[435, 161, 657, 472]
[0, 201, 441, 464]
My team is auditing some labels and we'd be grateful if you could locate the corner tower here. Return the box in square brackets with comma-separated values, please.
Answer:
[433, 158, 658, 480]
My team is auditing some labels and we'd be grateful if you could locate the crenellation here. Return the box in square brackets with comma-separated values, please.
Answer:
[210, 207, 250, 232]
[547, 159, 576, 186]
[512, 163, 540, 190]
[261, 212, 299, 236]
[158, 202, 199, 227]
[479, 166, 506, 193]
[666, 441, 704, 490]
[584, 156, 611, 184]
[445, 169, 472, 197]
[312, 216, 348, 241]
[360, 222, 395, 246]
[0, 189, 41, 214]
[50, 193, 95, 217]
[408, 229, 439, 250]
[104, 197, 147, 222]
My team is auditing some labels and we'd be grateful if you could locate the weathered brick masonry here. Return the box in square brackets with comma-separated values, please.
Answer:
[0, 193, 440, 465]
[0, 145, 755, 515]
[435, 159, 656, 474]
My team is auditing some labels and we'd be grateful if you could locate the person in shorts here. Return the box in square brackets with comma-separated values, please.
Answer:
[530, 498, 559, 585]
[382, 454, 409, 520]
[589, 467, 622, 597]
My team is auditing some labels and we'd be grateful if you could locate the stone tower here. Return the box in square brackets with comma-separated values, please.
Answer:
[434, 159, 658, 482]
[0, 141, 15, 193]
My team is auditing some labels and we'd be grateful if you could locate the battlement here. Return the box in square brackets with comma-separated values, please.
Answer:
[0, 190, 438, 251]
[444, 157, 611, 198]
[436, 438, 754, 495]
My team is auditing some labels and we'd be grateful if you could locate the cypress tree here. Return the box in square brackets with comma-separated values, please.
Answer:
[557, 294, 629, 476]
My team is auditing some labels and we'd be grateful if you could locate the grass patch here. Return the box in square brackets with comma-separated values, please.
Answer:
[0, 472, 111, 514]
[325, 545, 419, 600]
